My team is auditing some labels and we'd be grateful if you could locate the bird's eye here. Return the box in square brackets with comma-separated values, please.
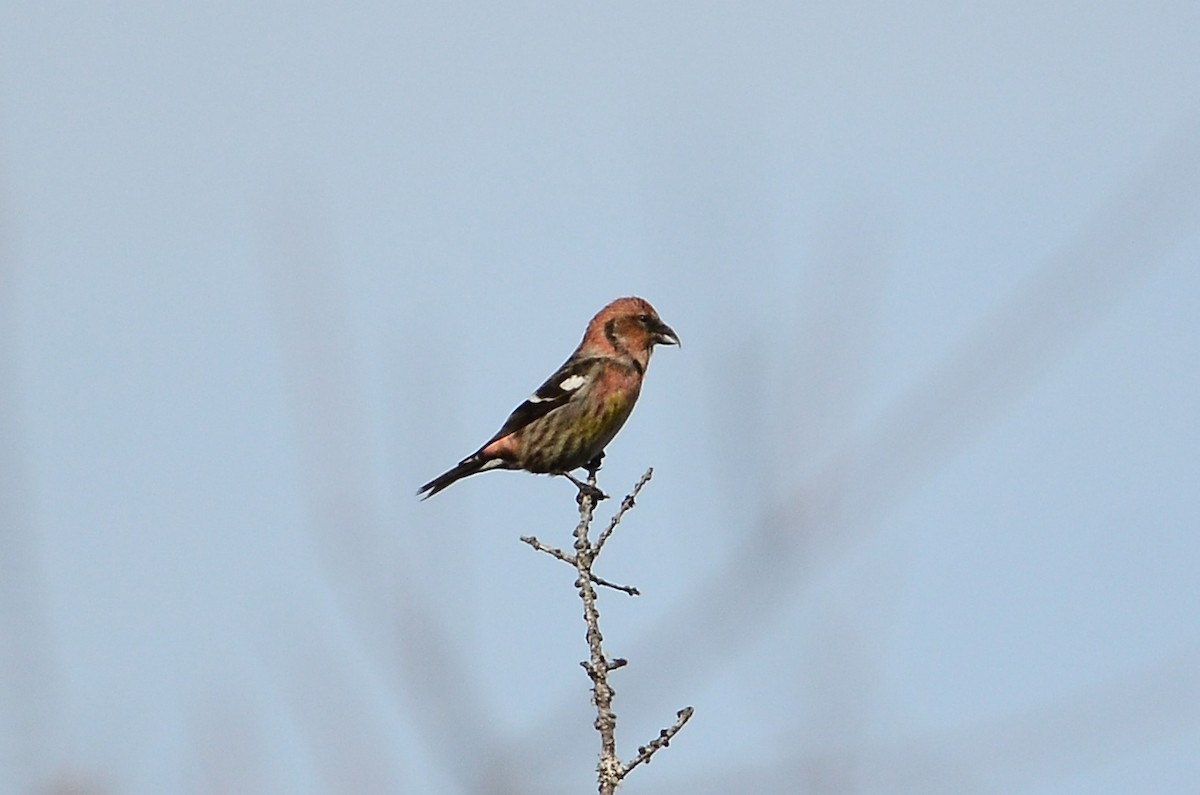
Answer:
[637, 313, 652, 325]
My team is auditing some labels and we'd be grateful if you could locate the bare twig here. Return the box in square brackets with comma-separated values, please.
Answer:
[622, 706, 696, 777]
[525, 466, 692, 793]
[571, 470, 621, 794]
[519, 535, 574, 563]
[520, 535, 641, 596]
[587, 576, 640, 598]
[595, 467, 654, 554]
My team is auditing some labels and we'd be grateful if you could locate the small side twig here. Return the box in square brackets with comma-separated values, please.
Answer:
[519, 534, 574, 564]
[621, 706, 695, 777]
[595, 467, 653, 554]
[523, 465, 692, 794]
[520, 536, 640, 596]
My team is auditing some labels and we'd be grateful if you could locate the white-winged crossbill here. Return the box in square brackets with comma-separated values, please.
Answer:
[418, 296, 679, 499]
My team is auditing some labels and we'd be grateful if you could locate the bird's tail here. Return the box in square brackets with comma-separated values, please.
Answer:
[417, 454, 496, 499]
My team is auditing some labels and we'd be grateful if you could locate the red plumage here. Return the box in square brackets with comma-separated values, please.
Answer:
[418, 297, 679, 499]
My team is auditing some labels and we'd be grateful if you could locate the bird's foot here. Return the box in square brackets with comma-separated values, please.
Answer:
[576, 483, 608, 505]
[564, 472, 608, 503]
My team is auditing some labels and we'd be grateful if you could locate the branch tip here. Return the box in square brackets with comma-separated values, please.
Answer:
[533, 465, 687, 792]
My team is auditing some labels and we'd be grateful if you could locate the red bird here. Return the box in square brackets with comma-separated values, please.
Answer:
[418, 297, 679, 499]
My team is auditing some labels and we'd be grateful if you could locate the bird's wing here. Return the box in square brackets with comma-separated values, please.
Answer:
[483, 356, 601, 445]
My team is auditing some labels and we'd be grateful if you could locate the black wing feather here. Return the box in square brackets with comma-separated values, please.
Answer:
[484, 356, 599, 444]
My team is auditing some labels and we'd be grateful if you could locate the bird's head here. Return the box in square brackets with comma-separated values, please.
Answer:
[583, 296, 680, 359]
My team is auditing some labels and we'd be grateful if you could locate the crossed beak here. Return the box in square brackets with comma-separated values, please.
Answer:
[653, 321, 680, 347]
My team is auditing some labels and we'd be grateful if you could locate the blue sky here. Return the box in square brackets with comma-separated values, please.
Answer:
[1, 3, 1198, 793]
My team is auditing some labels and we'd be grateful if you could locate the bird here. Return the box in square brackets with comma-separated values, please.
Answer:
[418, 296, 679, 500]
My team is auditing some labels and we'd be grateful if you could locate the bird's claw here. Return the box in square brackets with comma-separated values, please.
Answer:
[564, 471, 608, 503]
[575, 483, 609, 504]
